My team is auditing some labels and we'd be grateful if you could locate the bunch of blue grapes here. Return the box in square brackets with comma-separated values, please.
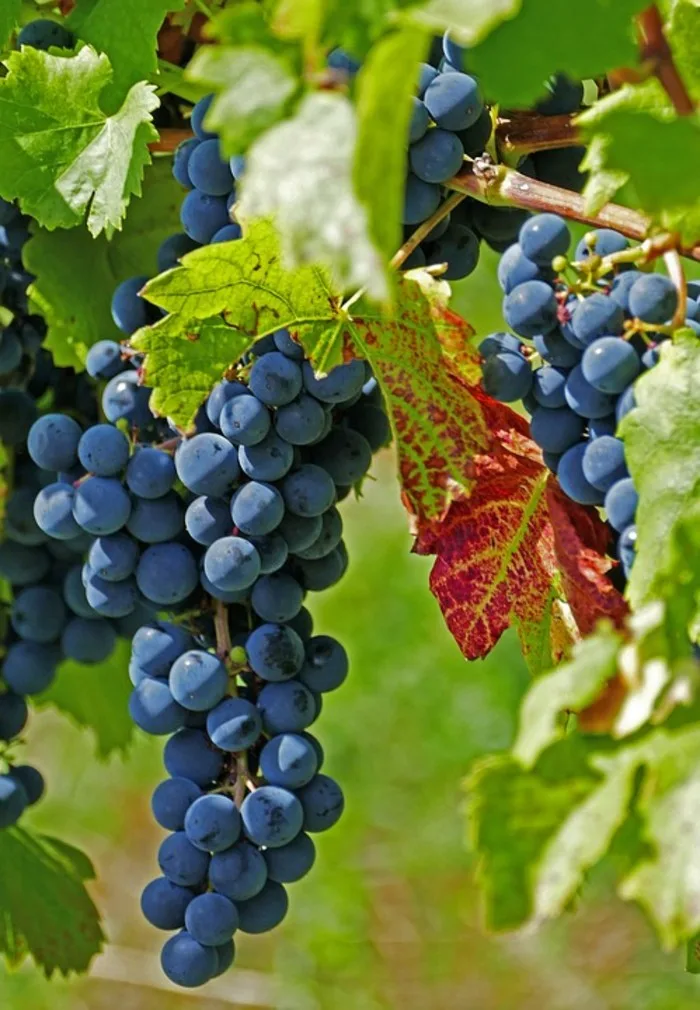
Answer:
[479, 213, 692, 584]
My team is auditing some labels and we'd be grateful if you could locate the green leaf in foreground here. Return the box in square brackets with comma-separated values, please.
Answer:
[404, 0, 520, 47]
[25, 159, 183, 370]
[354, 26, 428, 263]
[0, 827, 103, 975]
[0, 0, 21, 50]
[239, 92, 389, 300]
[37, 638, 133, 758]
[67, 0, 185, 105]
[0, 46, 158, 236]
[622, 334, 700, 608]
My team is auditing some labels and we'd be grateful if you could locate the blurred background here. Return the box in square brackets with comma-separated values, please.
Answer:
[2, 247, 699, 1010]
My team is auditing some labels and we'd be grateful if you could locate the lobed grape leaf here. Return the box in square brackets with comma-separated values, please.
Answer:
[404, 0, 520, 47]
[462, 0, 648, 108]
[0, 827, 104, 975]
[24, 158, 182, 370]
[0, 46, 158, 236]
[37, 639, 134, 758]
[354, 25, 429, 264]
[0, 0, 21, 50]
[665, 0, 700, 104]
[67, 0, 185, 105]
[622, 334, 700, 609]
[239, 92, 389, 300]
[271, 0, 419, 56]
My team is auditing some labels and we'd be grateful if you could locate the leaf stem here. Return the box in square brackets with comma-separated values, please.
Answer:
[191, 0, 214, 18]
[391, 190, 467, 269]
[664, 248, 688, 327]
[638, 4, 695, 116]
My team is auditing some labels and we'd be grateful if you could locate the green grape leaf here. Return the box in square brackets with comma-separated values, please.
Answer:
[24, 159, 183, 370]
[354, 25, 429, 263]
[37, 639, 134, 758]
[622, 334, 700, 609]
[514, 625, 623, 768]
[67, 0, 185, 105]
[463, 0, 648, 108]
[0, 827, 103, 975]
[404, 0, 520, 47]
[239, 92, 389, 300]
[0, 46, 158, 236]
[0, 0, 21, 50]
[666, 0, 700, 103]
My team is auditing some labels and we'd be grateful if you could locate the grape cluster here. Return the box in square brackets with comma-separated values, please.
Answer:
[480, 213, 689, 583]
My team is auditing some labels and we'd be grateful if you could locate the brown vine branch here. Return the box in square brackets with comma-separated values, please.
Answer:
[149, 128, 193, 153]
[638, 4, 695, 116]
[495, 112, 580, 156]
[446, 161, 700, 263]
[664, 248, 688, 327]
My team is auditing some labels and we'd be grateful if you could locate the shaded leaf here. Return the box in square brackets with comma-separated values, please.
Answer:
[0, 0, 21, 50]
[0, 46, 158, 236]
[404, 0, 520, 47]
[0, 827, 104, 976]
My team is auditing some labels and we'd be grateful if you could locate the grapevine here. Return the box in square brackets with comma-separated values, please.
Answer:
[0, 1, 695, 1001]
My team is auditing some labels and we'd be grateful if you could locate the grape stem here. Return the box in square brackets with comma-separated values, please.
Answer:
[214, 600, 249, 808]
[664, 248, 688, 327]
[392, 190, 467, 269]
[495, 112, 580, 157]
[148, 128, 194, 153]
[638, 4, 695, 117]
[446, 160, 700, 263]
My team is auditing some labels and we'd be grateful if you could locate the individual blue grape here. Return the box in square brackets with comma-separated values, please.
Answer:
[503, 280, 558, 338]
[251, 572, 304, 624]
[575, 229, 629, 261]
[186, 139, 232, 196]
[33, 482, 80, 541]
[327, 48, 361, 73]
[184, 794, 242, 854]
[409, 129, 464, 184]
[581, 337, 641, 394]
[532, 366, 569, 409]
[0, 693, 28, 742]
[260, 734, 318, 790]
[0, 329, 22, 374]
[564, 365, 617, 419]
[141, 877, 195, 930]
[84, 572, 138, 617]
[268, 328, 302, 361]
[529, 406, 585, 454]
[230, 482, 285, 537]
[218, 393, 270, 446]
[0, 776, 28, 829]
[609, 270, 645, 313]
[185, 496, 231, 546]
[180, 190, 230, 244]
[9, 487, 49, 544]
[519, 214, 570, 266]
[497, 244, 551, 295]
[191, 94, 215, 139]
[604, 478, 638, 532]
[136, 542, 199, 605]
[185, 892, 239, 947]
[257, 679, 317, 735]
[236, 880, 289, 934]
[628, 273, 678, 324]
[263, 831, 316, 884]
[206, 380, 247, 425]
[159, 831, 211, 887]
[62, 617, 116, 664]
[472, 204, 529, 246]
[89, 534, 139, 581]
[409, 97, 430, 143]
[173, 138, 200, 187]
[424, 72, 483, 130]
[175, 433, 240, 496]
[125, 447, 176, 499]
[557, 443, 604, 505]
[428, 223, 480, 280]
[615, 384, 637, 424]
[63, 565, 98, 617]
[129, 678, 187, 735]
[77, 424, 130, 477]
[0, 541, 50, 586]
[11, 586, 66, 644]
[3, 642, 59, 695]
[417, 62, 439, 97]
[111, 276, 152, 334]
[294, 508, 342, 561]
[456, 107, 492, 157]
[161, 931, 217, 988]
[152, 777, 203, 831]
[85, 339, 124, 380]
[246, 532, 288, 575]
[127, 492, 184, 543]
[203, 535, 262, 592]
[481, 350, 533, 402]
[132, 621, 193, 678]
[281, 465, 336, 518]
[298, 636, 348, 693]
[10, 765, 44, 806]
[570, 293, 624, 346]
[618, 524, 637, 576]
[581, 436, 628, 492]
[311, 428, 373, 485]
[302, 359, 365, 404]
[164, 728, 225, 786]
[535, 74, 583, 115]
[0, 389, 37, 446]
[343, 403, 391, 453]
[73, 477, 131, 535]
[28, 413, 82, 472]
[442, 29, 466, 68]
[209, 840, 268, 902]
[169, 651, 228, 712]
[295, 546, 346, 591]
[241, 785, 303, 848]
[589, 414, 617, 439]
[199, 571, 249, 604]
[238, 431, 294, 482]
[277, 511, 323, 553]
[211, 223, 242, 244]
[206, 696, 262, 752]
[246, 623, 305, 681]
[274, 396, 327, 446]
[102, 370, 153, 428]
[250, 334, 277, 356]
[157, 232, 200, 271]
[403, 174, 441, 224]
[478, 333, 522, 359]
[249, 352, 303, 407]
[295, 774, 344, 832]
[18, 18, 75, 50]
